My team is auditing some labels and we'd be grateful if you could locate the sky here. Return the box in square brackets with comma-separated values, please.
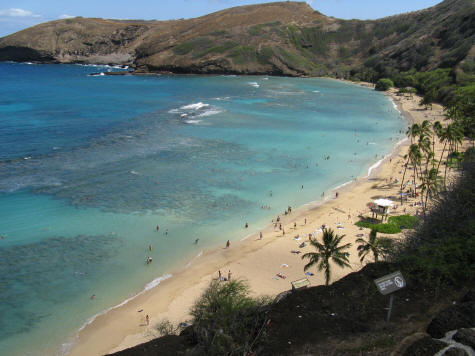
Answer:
[0, 0, 442, 37]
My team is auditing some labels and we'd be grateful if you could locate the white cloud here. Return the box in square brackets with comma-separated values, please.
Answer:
[58, 14, 74, 19]
[0, 8, 41, 18]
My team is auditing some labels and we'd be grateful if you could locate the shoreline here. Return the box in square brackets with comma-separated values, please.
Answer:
[67, 83, 443, 356]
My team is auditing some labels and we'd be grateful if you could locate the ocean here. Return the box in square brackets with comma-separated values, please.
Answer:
[0, 62, 405, 355]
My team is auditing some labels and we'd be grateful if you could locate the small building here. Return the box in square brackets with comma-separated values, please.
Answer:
[371, 199, 394, 221]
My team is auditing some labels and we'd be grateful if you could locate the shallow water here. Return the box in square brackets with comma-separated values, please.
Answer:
[0, 63, 405, 355]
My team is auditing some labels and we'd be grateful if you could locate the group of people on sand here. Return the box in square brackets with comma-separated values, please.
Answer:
[218, 269, 232, 282]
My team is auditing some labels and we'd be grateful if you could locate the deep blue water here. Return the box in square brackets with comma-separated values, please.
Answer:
[0, 62, 405, 355]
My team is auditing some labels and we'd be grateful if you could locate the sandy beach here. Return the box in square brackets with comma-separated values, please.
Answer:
[68, 84, 450, 356]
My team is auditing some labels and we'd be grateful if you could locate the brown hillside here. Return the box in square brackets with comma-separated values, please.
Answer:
[0, 0, 473, 76]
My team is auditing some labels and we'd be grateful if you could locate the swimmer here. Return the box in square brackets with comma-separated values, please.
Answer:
[245, 222, 248, 228]
[195, 238, 199, 244]
[156, 225, 159, 231]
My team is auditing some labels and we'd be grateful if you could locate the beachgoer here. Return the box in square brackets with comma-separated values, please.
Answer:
[282, 228, 285, 236]
[301, 185, 304, 189]
[294, 222, 297, 229]
[165, 229, 168, 235]
[218, 270, 222, 279]
[245, 222, 248, 228]
[228, 270, 232, 281]
[336, 192, 339, 198]
[259, 231, 263, 239]
[279, 223, 282, 230]
[146, 315, 150, 326]
[195, 238, 199, 244]
[149, 244, 152, 251]
[91, 294, 95, 300]
[156, 225, 159, 231]
[277, 216, 280, 222]
[270, 191, 273, 197]
[304, 218, 307, 225]
[226, 240, 230, 248]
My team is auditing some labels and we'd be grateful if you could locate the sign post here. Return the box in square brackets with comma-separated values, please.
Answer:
[374, 271, 406, 325]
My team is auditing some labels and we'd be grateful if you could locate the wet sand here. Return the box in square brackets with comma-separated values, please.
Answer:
[68, 86, 450, 356]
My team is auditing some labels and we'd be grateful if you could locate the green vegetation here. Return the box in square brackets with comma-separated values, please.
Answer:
[228, 45, 258, 65]
[375, 78, 394, 91]
[355, 215, 419, 234]
[356, 230, 393, 263]
[302, 228, 352, 285]
[355, 220, 401, 234]
[393, 156, 475, 287]
[388, 215, 419, 229]
[190, 279, 270, 355]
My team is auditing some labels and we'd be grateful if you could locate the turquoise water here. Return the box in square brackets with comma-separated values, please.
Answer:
[0, 62, 405, 355]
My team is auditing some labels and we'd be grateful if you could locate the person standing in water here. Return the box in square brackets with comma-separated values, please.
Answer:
[226, 240, 230, 248]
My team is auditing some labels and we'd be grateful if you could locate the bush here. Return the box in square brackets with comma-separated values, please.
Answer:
[388, 215, 419, 229]
[190, 279, 270, 355]
[375, 78, 394, 91]
[355, 215, 419, 234]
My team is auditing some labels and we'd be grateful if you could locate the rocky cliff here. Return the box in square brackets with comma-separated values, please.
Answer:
[0, 0, 474, 76]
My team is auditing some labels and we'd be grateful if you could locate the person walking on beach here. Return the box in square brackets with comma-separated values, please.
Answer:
[146, 315, 150, 326]
[304, 218, 307, 225]
[228, 270, 232, 281]
[226, 240, 230, 248]
[294, 222, 297, 229]
[259, 231, 263, 239]
[218, 270, 222, 279]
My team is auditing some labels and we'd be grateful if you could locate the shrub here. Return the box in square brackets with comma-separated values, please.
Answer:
[355, 215, 419, 234]
[375, 78, 394, 91]
[190, 279, 270, 355]
[387, 215, 419, 229]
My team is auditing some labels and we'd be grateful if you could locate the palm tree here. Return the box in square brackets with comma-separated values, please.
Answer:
[356, 230, 392, 263]
[301, 229, 351, 286]
[404, 144, 422, 196]
[443, 123, 464, 186]
[406, 123, 420, 145]
[432, 121, 443, 155]
[419, 120, 432, 140]
[421, 168, 443, 213]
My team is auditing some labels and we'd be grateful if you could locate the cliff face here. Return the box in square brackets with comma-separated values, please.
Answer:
[0, 0, 474, 75]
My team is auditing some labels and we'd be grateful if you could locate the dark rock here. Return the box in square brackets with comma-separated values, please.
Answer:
[391, 332, 442, 356]
[427, 302, 475, 338]
[399, 333, 446, 356]
[443, 347, 469, 356]
[460, 289, 475, 303]
[453, 328, 475, 349]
